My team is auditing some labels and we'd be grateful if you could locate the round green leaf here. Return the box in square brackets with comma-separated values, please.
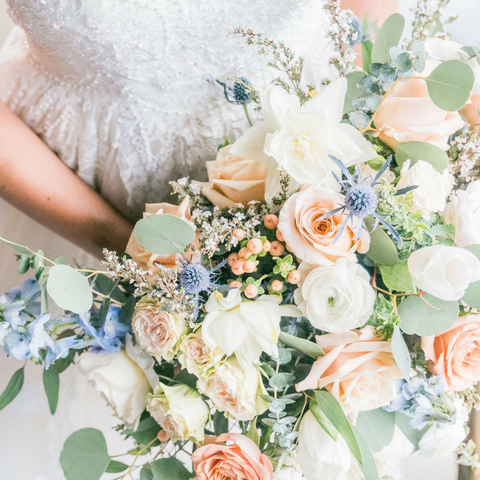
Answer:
[134, 214, 195, 255]
[365, 217, 398, 266]
[151, 458, 192, 480]
[425, 60, 475, 111]
[462, 245, 480, 309]
[371, 13, 405, 64]
[47, 265, 93, 314]
[398, 293, 459, 336]
[344, 71, 367, 114]
[395, 141, 449, 172]
[60, 428, 110, 480]
[356, 408, 396, 454]
[106, 460, 129, 473]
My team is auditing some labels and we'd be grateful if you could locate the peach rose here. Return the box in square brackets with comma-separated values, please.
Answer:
[374, 60, 465, 151]
[297, 327, 403, 413]
[132, 300, 187, 361]
[192, 433, 273, 480]
[278, 186, 370, 265]
[202, 145, 268, 208]
[125, 196, 194, 275]
[422, 315, 480, 391]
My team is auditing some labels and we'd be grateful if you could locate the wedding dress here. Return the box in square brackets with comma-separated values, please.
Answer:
[0, 1, 332, 479]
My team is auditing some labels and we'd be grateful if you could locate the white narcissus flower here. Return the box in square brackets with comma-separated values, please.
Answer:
[408, 245, 480, 301]
[78, 335, 158, 429]
[198, 357, 268, 421]
[294, 258, 375, 333]
[397, 160, 453, 219]
[419, 399, 468, 459]
[146, 382, 209, 443]
[296, 411, 351, 480]
[202, 289, 301, 371]
[230, 78, 377, 201]
[444, 180, 480, 247]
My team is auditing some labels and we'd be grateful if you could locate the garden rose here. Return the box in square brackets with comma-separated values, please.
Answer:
[296, 411, 351, 480]
[297, 328, 403, 413]
[397, 160, 453, 219]
[146, 382, 209, 443]
[294, 258, 375, 333]
[78, 335, 157, 429]
[125, 196, 195, 275]
[407, 245, 480, 301]
[202, 145, 268, 208]
[192, 433, 273, 480]
[132, 300, 187, 360]
[443, 180, 480, 247]
[198, 357, 268, 421]
[422, 315, 480, 391]
[278, 186, 370, 265]
[375, 60, 465, 151]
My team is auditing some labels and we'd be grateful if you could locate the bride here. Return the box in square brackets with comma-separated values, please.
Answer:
[0, 1, 396, 479]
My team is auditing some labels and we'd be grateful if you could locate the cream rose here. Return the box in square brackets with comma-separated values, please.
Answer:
[422, 315, 480, 391]
[397, 160, 453, 219]
[407, 245, 480, 301]
[278, 186, 370, 266]
[294, 258, 375, 333]
[78, 335, 157, 429]
[125, 196, 195, 275]
[375, 60, 465, 151]
[201, 145, 268, 208]
[444, 180, 480, 247]
[296, 410, 351, 480]
[297, 328, 403, 414]
[198, 357, 268, 421]
[146, 382, 209, 443]
[132, 300, 187, 361]
[178, 329, 225, 377]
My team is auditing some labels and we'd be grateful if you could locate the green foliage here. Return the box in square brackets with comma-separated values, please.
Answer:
[59, 428, 110, 480]
[364, 216, 398, 265]
[151, 458, 193, 480]
[356, 408, 396, 454]
[351, 426, 380, 480]
[371, 13, 405, 64]
[0, 236, 35, 255]
[246, 417, 260, 446]
[105, 460, 128, 473]
[395, 411, 428, 450]
[396, 141, 449, 173]
[213, 410, 229, 436]
[309, 400, 339, 442]
[43, 366, 60, 415]
[378, 261, 416, 293]
[278, 331, 324, 359]
[344, 71, 367, 114]
[462, 245, 480, 309]
[273, 255, 296, 279]
[367, 295, 400, 339]
[125, 415, 161, 447]
[391, 325, 412, 381]
[0, 367, 25, 411]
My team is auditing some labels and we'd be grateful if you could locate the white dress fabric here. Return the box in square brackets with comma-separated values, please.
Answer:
[0, 2, 332, 479]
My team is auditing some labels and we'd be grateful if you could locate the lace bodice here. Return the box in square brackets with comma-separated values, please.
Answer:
[1, 0, 332, 220]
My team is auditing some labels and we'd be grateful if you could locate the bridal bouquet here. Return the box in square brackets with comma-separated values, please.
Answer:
[2, 2, 480, 479]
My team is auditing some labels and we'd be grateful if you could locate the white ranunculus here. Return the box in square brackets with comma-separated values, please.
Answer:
[78, 335, 157, 429]
[444, 180, 480, 247]
[296, 411, 351, 480]
[146, 382, 209, 443]
[230, 78, 376, 201]
[202, 290, 301, 371]
[397, 160, 453, 219]
[294, 258, 375, 333]
[198, 357, 268, 421]
[407, 245, 480, 301]
[419, 399, 468, 459]
[277, 459, 303, 480]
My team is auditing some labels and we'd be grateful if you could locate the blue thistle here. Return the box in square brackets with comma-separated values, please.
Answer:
[344, 183, 378, 217]
[232, 78, 251, 104]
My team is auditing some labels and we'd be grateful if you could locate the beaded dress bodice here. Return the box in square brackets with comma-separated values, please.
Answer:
[1, 0, 331, 220]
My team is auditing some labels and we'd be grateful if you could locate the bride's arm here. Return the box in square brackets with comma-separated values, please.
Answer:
[0, 102, 133, 259]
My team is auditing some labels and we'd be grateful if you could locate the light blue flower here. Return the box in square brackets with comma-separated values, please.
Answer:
[6, 279, 41, 316]
[45, 336, 82, 369]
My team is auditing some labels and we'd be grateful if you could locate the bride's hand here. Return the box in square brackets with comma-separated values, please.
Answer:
[0, 102, 133, 258]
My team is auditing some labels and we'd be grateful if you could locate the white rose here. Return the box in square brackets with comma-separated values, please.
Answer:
[294, 258, 375, 333]
[230, 78, 376, 201]
[296, 411, 351, 480]
[198, 357, 268, 421]
[444, 180, 480, 247]
[397, 160, 453, 219]
[419, 400, 468, 459]
[408, 245, 480, 301]
[146, 382, 209, 443]
[277, 460, 303, 480]
[78, 335, 157, 429]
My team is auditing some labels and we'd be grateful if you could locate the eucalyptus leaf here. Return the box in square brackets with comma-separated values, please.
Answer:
[151, 458, 192, 480]
[462, 245, 480, 309]
[365, 216, 398, 266]
[134, 214, 195, 255]
[425, 60, 475, 111]
[0, 236, 34, 255]
[60, 428, 110, 480]
[362, 40, 374, 74]
[395, 141, 448, 172]
[378, 261, 416, 293]
[359, 75, 381, 94]
[398, 294, 459, 336]
[392, 325, 412, 381]
[0, 367, 24, 411]
[132, 416, 161, 446]
[43, 366, 60, 415]
[352, 426, 380, 480]
[309, 400, 339, 442]
[279, 331, 324, 359]
[378, 63, 397, 83]
[344, 71, 367, 114]
[395, 412, 428, 450]
[395, 52, 413, 72]
[213, 410, 229, 436]
[412, 40, 424, 56]
[141, 465, 154, 480]
[371, 13, 405, 64]
[355, 408, 396, 454]
[47, 265, 93, 314]
[414, 57, 426, 73]
[106, 460, 128, 473]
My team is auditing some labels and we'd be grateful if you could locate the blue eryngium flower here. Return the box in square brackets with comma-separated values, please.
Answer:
[217, 77, 252, 105]
[321, 155, 403, 243]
